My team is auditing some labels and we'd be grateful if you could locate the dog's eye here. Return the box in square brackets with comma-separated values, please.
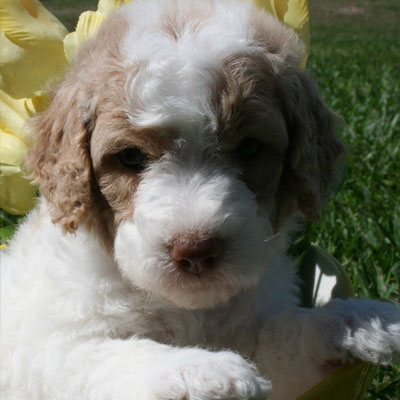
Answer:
[235, 137, 262, 159]
[118, 147, 148, 171]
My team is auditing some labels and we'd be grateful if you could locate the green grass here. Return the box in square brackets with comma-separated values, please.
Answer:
[307, 1, 400, 397]
[1, 0, 399, 397]
[308, 0, 400, 307]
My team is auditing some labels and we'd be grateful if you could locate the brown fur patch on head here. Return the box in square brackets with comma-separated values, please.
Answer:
[26, 13, 131, 248]
[246, 7, 344, 228]
[26, 11, 178, 250]
[216, 44, 343, 230]
[274, 67, 344, 227]
[90, 115, 175, 227]
[216, 51, 288, 214]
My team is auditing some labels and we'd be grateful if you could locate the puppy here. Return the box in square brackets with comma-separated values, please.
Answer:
[1, 0, 399, 399]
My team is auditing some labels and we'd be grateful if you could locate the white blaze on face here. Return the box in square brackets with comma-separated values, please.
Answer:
[114, 146, 282, 309]
[120, 0, 259, 129]
[113, 0, 288, 309]
[125, 54, 220, 130]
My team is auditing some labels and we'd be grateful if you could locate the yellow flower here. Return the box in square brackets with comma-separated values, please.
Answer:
[0, 0, 68, 99]
[0, 90, 48, 214]
[0, 0, 66, 214]
[64, 0, 132, 62]
[253, 0, 310, 67]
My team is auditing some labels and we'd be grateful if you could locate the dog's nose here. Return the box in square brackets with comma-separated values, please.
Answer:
[170, 237, 221, 277]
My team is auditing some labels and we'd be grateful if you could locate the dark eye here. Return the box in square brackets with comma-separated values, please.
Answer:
[235, 137, 262, 159]
[118, 147, 148, 171]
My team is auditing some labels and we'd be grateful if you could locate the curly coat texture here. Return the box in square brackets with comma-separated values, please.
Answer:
[26, 0, 342, 241]
[3, 1, 399, 400]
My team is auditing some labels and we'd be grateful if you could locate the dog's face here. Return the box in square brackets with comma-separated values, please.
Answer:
[27, 0, 343, 309]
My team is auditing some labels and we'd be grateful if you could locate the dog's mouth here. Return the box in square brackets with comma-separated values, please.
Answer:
[114, 188, 275, 309]
[157, 241, 265, 309]
[159, 267, 244, 310]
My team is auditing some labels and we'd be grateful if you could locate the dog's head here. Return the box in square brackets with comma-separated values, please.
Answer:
[27, 0, 343, 309]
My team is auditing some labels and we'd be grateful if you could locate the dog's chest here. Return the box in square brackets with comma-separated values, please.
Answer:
[135, 305, 259, 358]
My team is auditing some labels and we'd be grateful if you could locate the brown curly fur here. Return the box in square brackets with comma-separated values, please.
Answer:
[274, 68, 344, 226]
[26, 14, 131, 248]
[26, 81, 92, 233]
[217, 50, 344, 229]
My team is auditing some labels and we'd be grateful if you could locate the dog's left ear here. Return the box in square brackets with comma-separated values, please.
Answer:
[26, 79, 94, 233]
[275, 67, 345, 224]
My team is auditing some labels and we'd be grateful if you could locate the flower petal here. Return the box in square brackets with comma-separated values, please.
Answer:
[0, 90, 31, 143]
[64, 11, 105, 62]
[0, 90, 45, 214]
[0, 90, 48, 140]
[0, 130, 29, 168]
[63, 0, 135, 62]
[0, 130, 36, 215]
[0, 164, 37, 215]
[252, 0, 310, 67]
[0, 0, 68, 98]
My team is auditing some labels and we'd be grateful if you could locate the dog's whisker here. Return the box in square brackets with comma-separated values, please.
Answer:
[144, 292, 152, 311]
[263, 232, 280, 243]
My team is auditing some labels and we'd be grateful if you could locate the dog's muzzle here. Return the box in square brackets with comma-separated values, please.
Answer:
[169, 235, 222, 277]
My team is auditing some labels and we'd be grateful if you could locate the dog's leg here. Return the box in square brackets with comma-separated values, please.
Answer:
[15, 337, 270, 400]
[256, 299, 400, 400]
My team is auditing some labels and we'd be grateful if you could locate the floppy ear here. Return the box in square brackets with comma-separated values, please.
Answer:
[26, 80, 94, 233]
[275, 68, 344, 225]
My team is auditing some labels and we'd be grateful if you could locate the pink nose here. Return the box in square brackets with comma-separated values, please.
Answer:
[170, 237, 222, 277]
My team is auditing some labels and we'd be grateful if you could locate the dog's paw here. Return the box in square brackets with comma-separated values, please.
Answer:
[313, 298, 400, 365]
[149, 348, 270, 400]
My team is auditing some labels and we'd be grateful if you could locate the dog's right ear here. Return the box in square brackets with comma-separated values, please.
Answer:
[272, 67, 345, 229]
[26, 79, 94, 233]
